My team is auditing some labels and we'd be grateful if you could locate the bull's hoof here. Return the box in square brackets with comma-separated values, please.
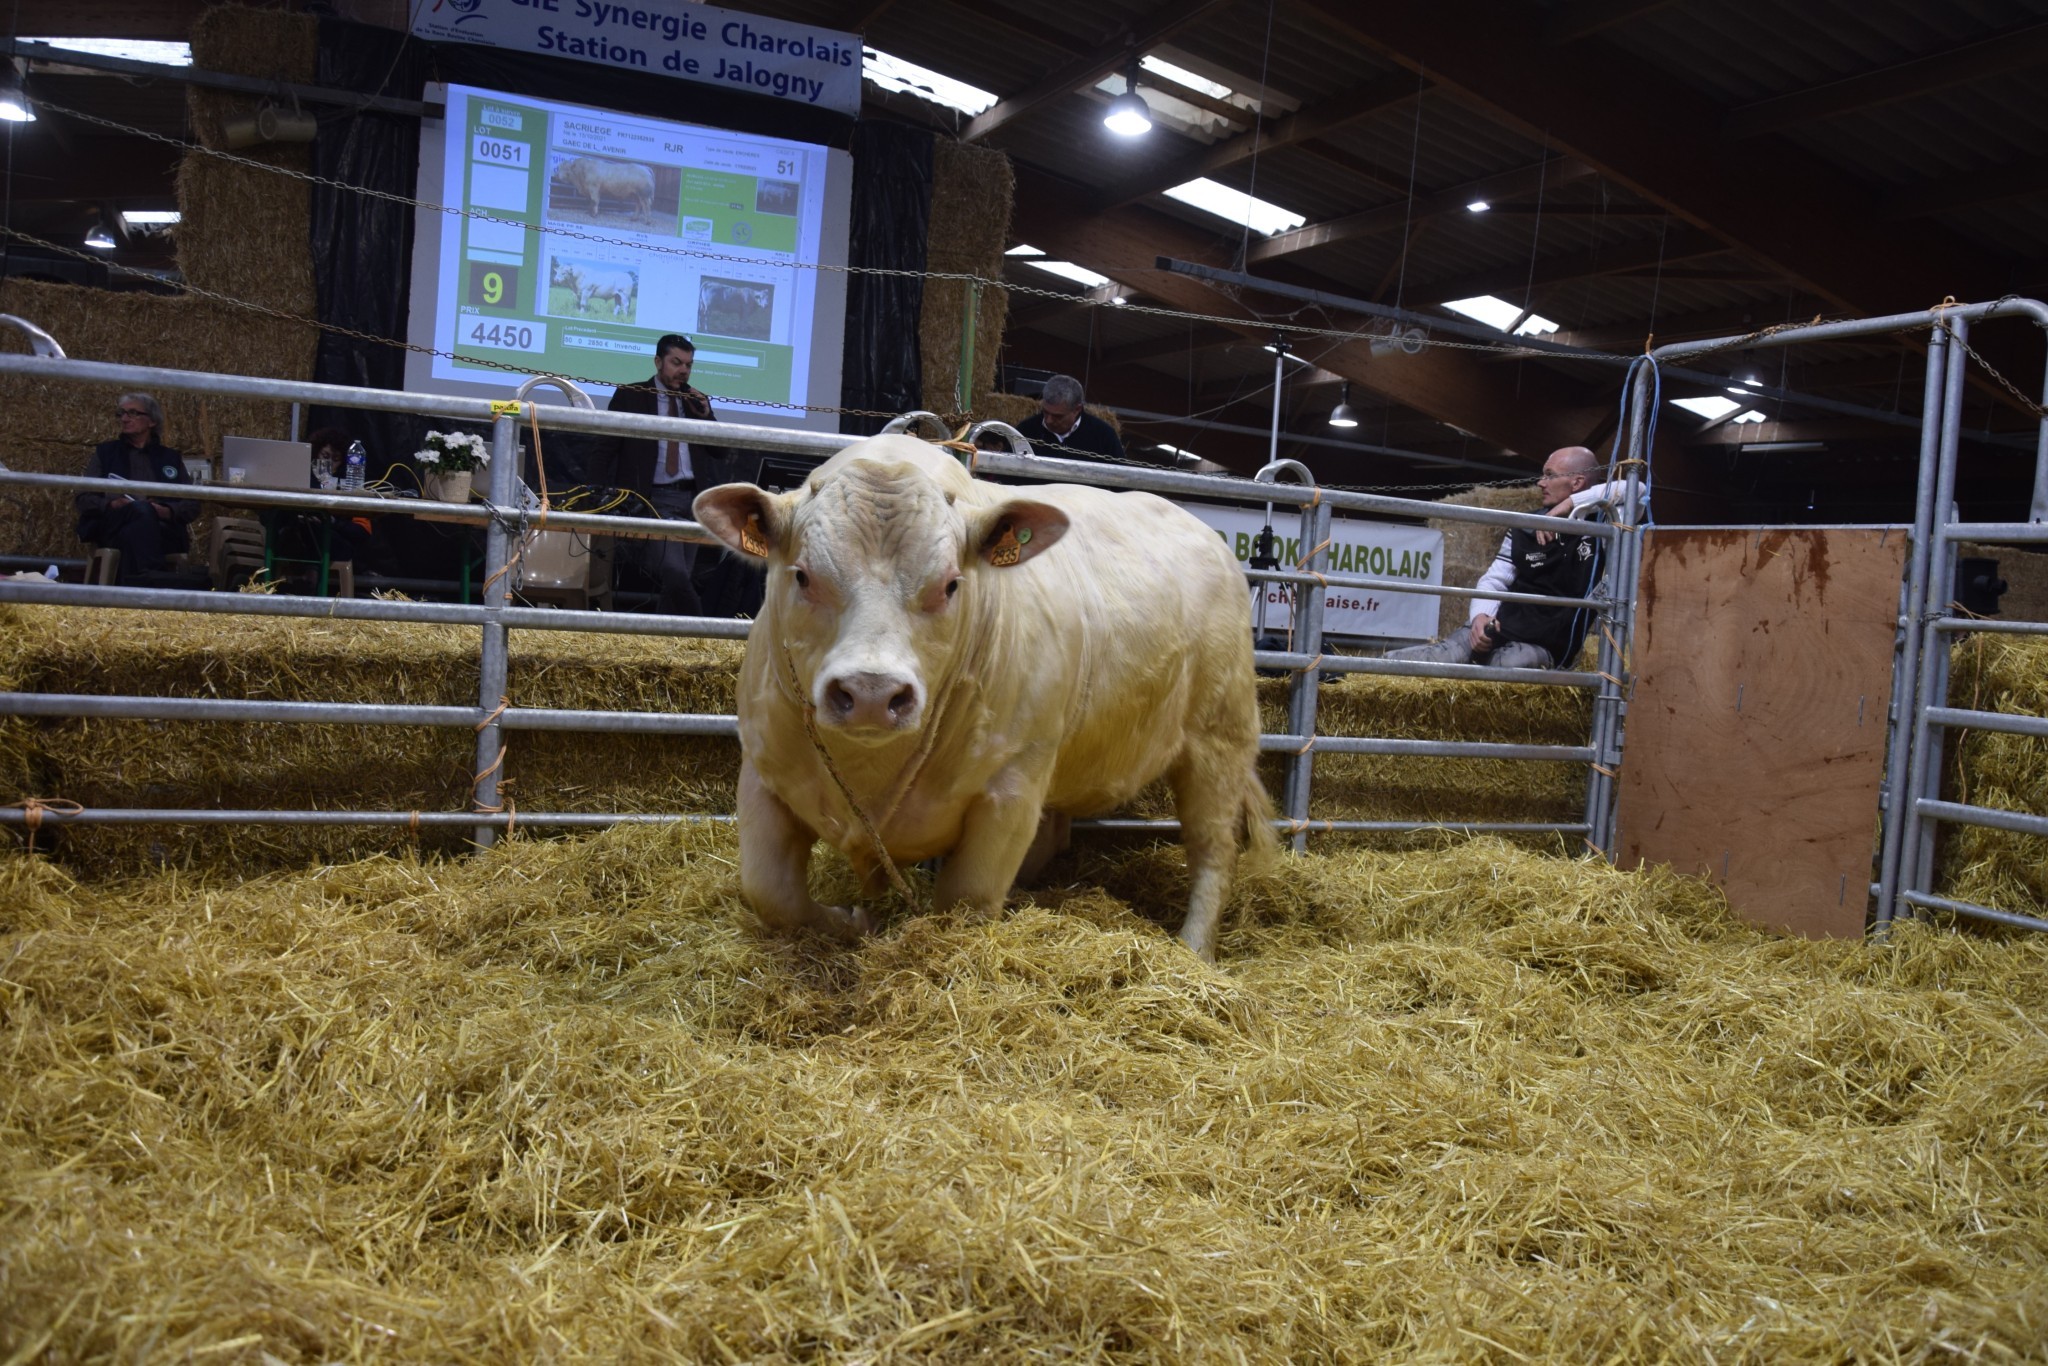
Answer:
[819, 903, 875, 941]
[1175, 929, 1218, 965]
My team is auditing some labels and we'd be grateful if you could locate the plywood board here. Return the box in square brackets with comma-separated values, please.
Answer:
[1614, 528, 1906, 938]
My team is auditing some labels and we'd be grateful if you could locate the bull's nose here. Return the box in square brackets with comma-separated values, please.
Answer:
[822, 671, 920, 730]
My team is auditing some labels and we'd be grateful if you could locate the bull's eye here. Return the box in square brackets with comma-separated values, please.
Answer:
[793, 568, 810, 590]
[945, 577, 960, 598]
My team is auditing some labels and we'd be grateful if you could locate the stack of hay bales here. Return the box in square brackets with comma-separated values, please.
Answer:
[0, 7, 320, 564]
[2, 827, 2045, 1359]
[921, 141, 1014, 423]
[1940, 632, 2048, 916]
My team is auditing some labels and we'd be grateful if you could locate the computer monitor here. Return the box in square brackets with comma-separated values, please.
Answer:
[220, 435, 313, 491]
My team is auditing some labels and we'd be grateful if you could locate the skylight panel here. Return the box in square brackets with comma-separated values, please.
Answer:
[1005, 244, 1046, 257]
[1161, 179, 1305, 237]
[1441, 295, 1559, 336]
[1024, 259, 1112, 289]
[862, 48, 997, 116]
[1141, 56, 1232, 100]
[1672, 396, 1741, 421]
[33, 38, 192, 65]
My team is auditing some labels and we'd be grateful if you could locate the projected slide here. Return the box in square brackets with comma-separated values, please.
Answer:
[406, 83, 850, 421]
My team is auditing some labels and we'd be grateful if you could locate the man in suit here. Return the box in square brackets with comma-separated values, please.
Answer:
[603, 333, 733, 615]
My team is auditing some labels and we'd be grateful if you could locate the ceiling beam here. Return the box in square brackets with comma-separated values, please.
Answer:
[1542, 0, 1685, 44]
[831, 0, 901, 31]
[1408, 224, 1724, 304]
[1292, 0, 2004, 312]
[959, 0, 1235, 144]
[1012, 165, 1614, 461]
[1247, 156, 1593, 263]
[1881, 155, 2048, 220]
[3, 1, 210, 39]
[1724, 21, 2048, 139]
[1093, 70, 1425, 213]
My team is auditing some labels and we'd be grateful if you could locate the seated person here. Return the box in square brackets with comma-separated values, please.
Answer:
[1388, 445, 1633, 670]
[1014, 374, 1126, 461]
[75, 392, 198, 585]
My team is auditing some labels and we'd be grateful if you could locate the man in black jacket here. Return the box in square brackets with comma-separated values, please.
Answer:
[1015, 374, 1125, 462]
[75, 392, 198, 586]
[601, 334, 734, 615]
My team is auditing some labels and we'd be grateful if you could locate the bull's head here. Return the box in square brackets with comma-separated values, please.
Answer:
[695, 439, 1067, 741]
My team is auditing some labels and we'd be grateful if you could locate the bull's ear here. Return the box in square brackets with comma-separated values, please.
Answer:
[972, 498, 1068, 568]
[693, 483, 791, 562]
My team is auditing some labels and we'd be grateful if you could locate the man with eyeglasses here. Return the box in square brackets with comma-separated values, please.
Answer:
[1387, 445, 1628, 670]
[1015, 374, 1125, 462]
[75, 393, 198, 586]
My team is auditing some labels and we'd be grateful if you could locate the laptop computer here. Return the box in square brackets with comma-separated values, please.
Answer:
[221, 435, 312, 490]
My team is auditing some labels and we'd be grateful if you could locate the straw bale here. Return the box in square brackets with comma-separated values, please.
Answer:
[2, 829, 2046, 1361]
[0, 280, 320, 561]
[1423, 484, 1543, 638]
[1939, 632, 2048, 918]
[921, 140, 1014, 422]
[179, 7, 318, 312]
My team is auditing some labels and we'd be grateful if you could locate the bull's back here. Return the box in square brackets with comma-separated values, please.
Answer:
[1002, 487, 1255, 812]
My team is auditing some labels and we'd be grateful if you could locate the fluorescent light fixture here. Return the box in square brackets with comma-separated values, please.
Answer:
[83, 221, 116, 250]
[1110, 296, 1128, 305]
[120, 210, 180, 228]
[1004, 243, 1045, 257]
[0, 93, 31, 123]
[34, 38, 192, 65]
[1466, 200, 1491, 213]
[862, 47, 997, 116]
[1162, 178, 1306, 236]
[1024, 259, 1112, 289]
[1672, 395, 1741, 421]
[1733, 410, 1767, 424]
[1441, 294, 1560, 336]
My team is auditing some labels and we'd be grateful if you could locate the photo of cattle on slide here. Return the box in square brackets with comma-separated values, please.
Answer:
[544, 155, 682, 235]
[754, 179, 799, 216]
[698, 276, 774, 342]
[548, 257, 640, 324]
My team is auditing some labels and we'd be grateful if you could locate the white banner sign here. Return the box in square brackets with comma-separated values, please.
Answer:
[413, 0, 864, 116]
[1177, 502, 1444, 641]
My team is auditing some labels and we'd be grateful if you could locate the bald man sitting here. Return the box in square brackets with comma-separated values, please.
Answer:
[1389, 446, 1622, 670]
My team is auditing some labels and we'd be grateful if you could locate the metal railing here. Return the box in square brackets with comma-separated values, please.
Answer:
[0, 337, 1624, 856]
[1636, 297, 2048, 935]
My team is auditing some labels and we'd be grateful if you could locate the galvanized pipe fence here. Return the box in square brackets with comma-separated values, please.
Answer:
[0, 340, 1627, 858]
[1640, 296, 2048, 936]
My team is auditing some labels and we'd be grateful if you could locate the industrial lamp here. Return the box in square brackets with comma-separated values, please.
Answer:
[1328, 382, 1360, 429]
[83, 216, 116, 251]
[0, 60, 34, 122]
[1103, 59, 1151, 137]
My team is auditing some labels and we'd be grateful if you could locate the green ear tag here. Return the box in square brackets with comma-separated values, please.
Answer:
[1015, 527, 1032, 545]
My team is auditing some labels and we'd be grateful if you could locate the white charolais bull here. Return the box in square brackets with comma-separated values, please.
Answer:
[693, 434, 1273, 960]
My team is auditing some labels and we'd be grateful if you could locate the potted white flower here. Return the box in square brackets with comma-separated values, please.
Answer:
[414, 430, 490, 503]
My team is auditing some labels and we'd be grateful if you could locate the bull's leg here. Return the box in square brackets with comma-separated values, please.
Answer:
[738, 758, 872, 942]
[1167, 753, 1244, 964]
[1016, 810, 1072, 886]
[932, 786, 1046, 922]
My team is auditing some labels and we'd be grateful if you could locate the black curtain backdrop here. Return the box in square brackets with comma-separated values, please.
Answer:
[837, 121, 930, 437]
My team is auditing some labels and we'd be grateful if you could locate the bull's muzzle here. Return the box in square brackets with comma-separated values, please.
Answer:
[820, 670, 922, 733]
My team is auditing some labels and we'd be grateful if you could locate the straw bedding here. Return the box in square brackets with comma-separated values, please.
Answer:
[2, 826, 2045, 1361]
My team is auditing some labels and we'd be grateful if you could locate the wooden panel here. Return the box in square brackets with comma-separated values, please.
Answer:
[1614, 527, 1906, 938]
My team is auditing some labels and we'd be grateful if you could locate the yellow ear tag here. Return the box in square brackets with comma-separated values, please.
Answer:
[989, 524, 1028, 567]
[740, 515, 770, 558]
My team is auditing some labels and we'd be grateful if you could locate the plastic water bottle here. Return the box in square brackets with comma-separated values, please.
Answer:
[341, 440, 367, 491]
[42, 565, 57, 580]
[314, 448, 335, 489]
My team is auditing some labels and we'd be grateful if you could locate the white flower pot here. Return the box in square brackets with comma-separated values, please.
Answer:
[426, 469, 473, 503]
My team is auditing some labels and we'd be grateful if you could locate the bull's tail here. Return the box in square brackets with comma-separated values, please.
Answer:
[1240, 766, 1280, 869]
